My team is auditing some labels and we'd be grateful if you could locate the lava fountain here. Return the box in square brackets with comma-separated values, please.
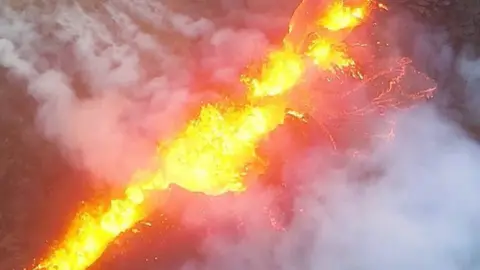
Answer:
[33, 1, 380, 269]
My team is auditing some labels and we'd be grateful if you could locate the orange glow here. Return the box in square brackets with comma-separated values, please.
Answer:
[243, 0, 375, 99]
[33, 1, 376, 269]
[306, 38, 355, 71]
[36, 103, 286, 270]
[285, 0, 373, 50]
[320, 1, 370, 31]
[160, 103, 285, 195]
[241, 49, 305, 98]
[34, 184, 152, 270]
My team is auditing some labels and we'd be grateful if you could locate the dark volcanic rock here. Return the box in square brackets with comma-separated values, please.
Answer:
[384, 0, 480, 47]
[377, 0, 480, 135]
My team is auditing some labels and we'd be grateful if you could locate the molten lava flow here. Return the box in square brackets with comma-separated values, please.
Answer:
[305, 39, 355, 72]
[35, 104, 286, 270]
[319, 0, 371, 31]
[33, 188, 150, 270]
[244, 0, 378, 99]
[285, 0, 374, 50]
[160, 103, 285, 195]
[241, 49, 305, 98]
[34, 1, 375, 269]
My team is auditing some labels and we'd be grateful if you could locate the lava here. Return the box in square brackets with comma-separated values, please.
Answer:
[33, 1, 379, 269]
[160, 103, 285, 195]
[241, 0, 378, 99]
[241, 49, 304, 99]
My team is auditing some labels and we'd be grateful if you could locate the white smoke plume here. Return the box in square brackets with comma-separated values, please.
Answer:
[2, 0, 480, 270]
[0, 0, 280, 184]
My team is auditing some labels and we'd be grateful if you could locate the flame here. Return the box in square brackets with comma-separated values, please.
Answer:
[33, 194, 148, 270]
[35, 103, 286, 270]
[306, 38, 355, 71]
[319, 1, 370, 31]
[34, 0, 375, 269]
[160, 103, 285, 195]
[242, 0, 373, 99]
[241, 49, 305, 98]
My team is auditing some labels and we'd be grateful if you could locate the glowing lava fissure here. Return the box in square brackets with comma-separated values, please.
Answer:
[34, 1, 378, 269]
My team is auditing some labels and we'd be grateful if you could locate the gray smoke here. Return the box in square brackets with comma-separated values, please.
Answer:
[0, 0, 280, 184]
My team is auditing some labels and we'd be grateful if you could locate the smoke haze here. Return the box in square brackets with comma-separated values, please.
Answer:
[185, 105, 480, 270]
[1, 1, 480, 270]
[179, 5, 480, 270]
[0, 0, 285, 184]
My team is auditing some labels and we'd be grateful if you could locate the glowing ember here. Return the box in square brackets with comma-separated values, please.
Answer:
[33, 0, 374, 269]
[242, 0, 376, 99]
[33, 193, 149, 270]
[241, 49, 304, 98]
[286, 109, 308, 123]
[319, 0, 370, 31]
[305, 38, 355, 71]
[35, 104, 286, 270]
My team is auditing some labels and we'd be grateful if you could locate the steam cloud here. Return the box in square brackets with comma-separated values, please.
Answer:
[0, 0, 280, 183]
[1, 0, 480, 270]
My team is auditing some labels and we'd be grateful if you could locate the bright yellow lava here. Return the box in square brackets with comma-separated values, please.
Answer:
[34, 1, 377, 269]
[160, 103, 285, 195]
[245, 0, 374, 98]
[241, 49, 304, 98]
[306, 39, 355, 71]
[320, 1, 370, 31]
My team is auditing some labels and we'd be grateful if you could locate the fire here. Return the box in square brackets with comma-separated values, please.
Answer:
[282, 0, 377, 80]
[34, 193, 148, 270]
[35, 104, 285, 270]
[320, 1, 370, 31]
[160, 103, 285, 195]
[285, 0, 374, 47]
[243, 0, 376, 98]
[33, 0, 375, 269]
[306, 38, 355, 71]
[241, 49, 304, 98]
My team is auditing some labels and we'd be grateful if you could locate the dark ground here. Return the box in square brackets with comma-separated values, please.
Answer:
[0, 0, 479, 269]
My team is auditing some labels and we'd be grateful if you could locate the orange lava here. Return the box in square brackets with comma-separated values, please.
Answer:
[33, 1, 377, 269]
